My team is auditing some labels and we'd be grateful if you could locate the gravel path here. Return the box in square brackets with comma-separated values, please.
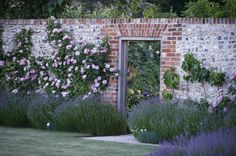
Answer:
[83, 134, 159, 146]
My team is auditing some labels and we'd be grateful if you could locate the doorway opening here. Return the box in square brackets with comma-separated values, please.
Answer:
[118, 37, 161, 114]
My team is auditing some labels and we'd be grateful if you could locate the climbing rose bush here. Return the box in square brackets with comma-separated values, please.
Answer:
[0, 16, 116, 97]
[1, 29, 39, 94]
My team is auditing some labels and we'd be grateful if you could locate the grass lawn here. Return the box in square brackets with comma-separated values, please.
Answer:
[0, 126, 156, 156]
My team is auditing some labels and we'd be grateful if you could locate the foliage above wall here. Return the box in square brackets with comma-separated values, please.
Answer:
[0, 17, 115, 97]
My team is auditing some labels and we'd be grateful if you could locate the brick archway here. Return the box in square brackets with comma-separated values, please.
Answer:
[102, 22, 182, 111]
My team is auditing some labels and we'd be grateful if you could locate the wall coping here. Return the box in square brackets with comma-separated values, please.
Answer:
[0, 18, 236, 25]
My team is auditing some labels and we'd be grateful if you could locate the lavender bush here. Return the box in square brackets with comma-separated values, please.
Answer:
[149, 128, 236, 156]
[0, 91, 30, 127]
[128, 97, 191, 142]
[53, 95, 128, 135]
[27, 94, 63, 129]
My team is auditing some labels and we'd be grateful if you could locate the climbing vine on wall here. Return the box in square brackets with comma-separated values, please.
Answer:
[1, 29, 39, 93]
[38, 16, 115, 97]
[0, 17, 116, 97]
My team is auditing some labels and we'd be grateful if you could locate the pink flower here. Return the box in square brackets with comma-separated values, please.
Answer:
[66, 45, 72, 50]
[230, 71, 236, 80]
[223, 107, 228, 112]
[216, 96, 223, 104]
[11, 89, 18, 94]
[84, 48, 90, 54]
[63, 35, 71, 40]
[82, 60, 86, 64]
[0, 60, 5, 67]
[52, 28, 59, 33]
[61, 91, 69, 97]
[20, 77, 26, 81]
[97, 76, 102, 81]
[95, 83, 100, 87]
[92, 88, 98, 93]
[19, 58, 27, 65]
[91, 48, 97, 54]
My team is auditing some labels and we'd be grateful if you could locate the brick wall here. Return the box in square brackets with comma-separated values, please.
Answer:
[0, 18, 236, 105]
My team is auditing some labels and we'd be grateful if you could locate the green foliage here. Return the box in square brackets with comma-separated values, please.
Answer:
[181, 53, 210, 99]
[61, 5, 83, 18]
[53, 96, 127, 135]
[162, 90, 173, 100]
[0, 0, 72, 19]
[182, 0, 222, 17]
[163, 67, 180, 89]
[127, 89, 143, 109]
[127, 41, 160, 108]
[27, 94, 63, 129]
[209, 70, 225, 87]
[0, 91, 30, 127]
[223, 0, 236, 18]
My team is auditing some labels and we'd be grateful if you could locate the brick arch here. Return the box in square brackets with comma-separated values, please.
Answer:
[101, 22, 183, 107]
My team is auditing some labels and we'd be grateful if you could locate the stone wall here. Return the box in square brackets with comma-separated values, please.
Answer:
[0, 18, 236, 105]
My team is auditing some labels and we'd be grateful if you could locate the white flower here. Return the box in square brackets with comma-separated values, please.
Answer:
[75, 67, 78, 71]
[51, 16, 56, 20]
[75, 51, 80, 56]
[43, 77, 48, 81]
[52, 90, 56, 94]
[102, 80, 107, 85]
[11, 89, 18, 94]
[109, 68, 115, 72]
[19, 50, 23, 53]
[68, 73, 72, 78]
[82, 75, 87, 80]
[105, 63, 110, 69]
[72, 59, 77, 64]
[86, 65, 91, 69]
[47, 122, 50, 127]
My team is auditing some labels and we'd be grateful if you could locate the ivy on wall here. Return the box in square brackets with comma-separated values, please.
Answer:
[0, 17, 116, 97]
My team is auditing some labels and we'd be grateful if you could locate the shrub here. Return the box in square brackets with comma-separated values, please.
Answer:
[27, 94, 63, 129]
[53, 95, 127, 135]
[128, 97, 190, 142]
[136, 131, 159, 144]
[0, 91, 30, 127]
[149, 128, 236, 156]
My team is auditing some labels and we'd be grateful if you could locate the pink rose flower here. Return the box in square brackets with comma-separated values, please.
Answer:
[66, 45, 72, 50]
[0, 60, 5, 67]
[62, 91, 69, 97]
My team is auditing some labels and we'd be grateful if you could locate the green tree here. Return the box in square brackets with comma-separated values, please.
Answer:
[182, 0, 223, 17]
